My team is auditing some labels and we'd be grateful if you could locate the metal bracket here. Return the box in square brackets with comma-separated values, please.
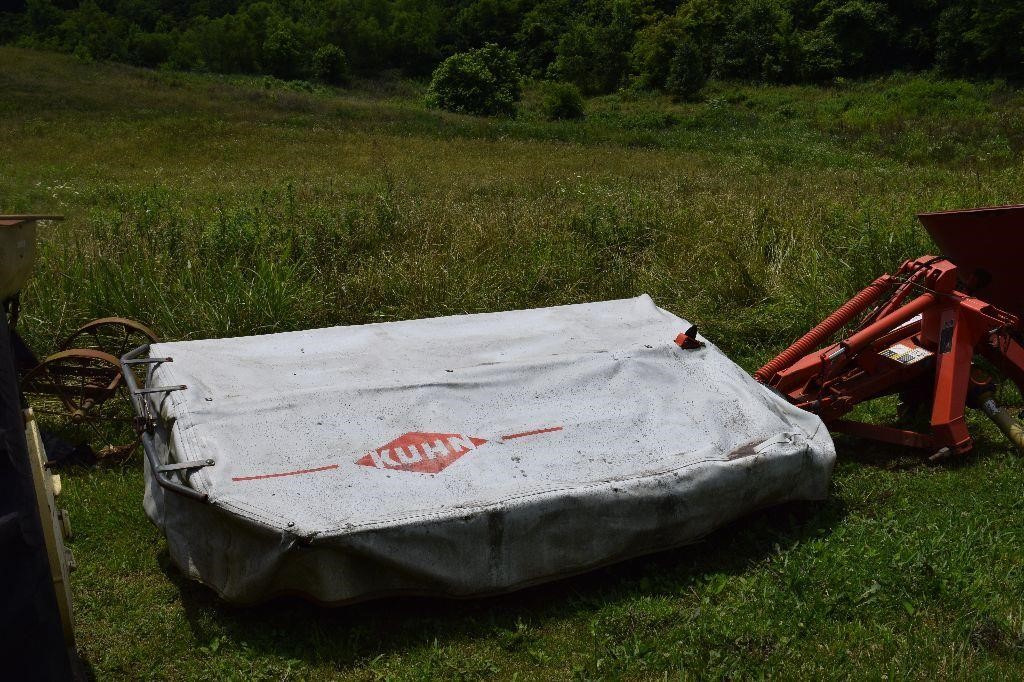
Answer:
[133, 384, 187, 395]
[128, 384, 186, 432]
[121, 343, 208, 502]
[157, 458, 215, 473]
[123, 357, 173, 366]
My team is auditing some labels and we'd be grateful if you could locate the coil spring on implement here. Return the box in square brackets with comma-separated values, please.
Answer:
[754, 275, 892, 385]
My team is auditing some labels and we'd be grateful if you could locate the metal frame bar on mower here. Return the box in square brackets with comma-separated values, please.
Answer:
[120, 344, 209, 501]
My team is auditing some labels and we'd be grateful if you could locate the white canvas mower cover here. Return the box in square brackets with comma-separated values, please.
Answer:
[124, 296, 835, 604]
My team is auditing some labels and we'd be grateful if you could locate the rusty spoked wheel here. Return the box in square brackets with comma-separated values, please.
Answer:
[33, 317, 159, 459]
[61, 317, 160, 358]
[21, 349, 124, 423]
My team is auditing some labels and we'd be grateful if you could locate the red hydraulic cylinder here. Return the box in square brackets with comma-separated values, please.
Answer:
[754, 275, 892, 384]
[839, 292, 939, 356]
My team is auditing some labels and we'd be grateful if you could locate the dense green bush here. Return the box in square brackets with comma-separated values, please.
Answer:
[801, 1, 898, 80]
[127, 31, 173, 68]
[666, 39, 706, 102]
[935, 1, 1024, 80]
[426, 44, 521, 117]
[262, 22, 304, 80]
[714, 0, 801, 82]
[539, 81, 585, 120]
[632, 15, 686, 90]
[550, 3, 636, 95]
[312, 44, 349, 85]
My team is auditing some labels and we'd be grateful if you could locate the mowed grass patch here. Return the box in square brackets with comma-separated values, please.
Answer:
[3, 47, 1024, 678]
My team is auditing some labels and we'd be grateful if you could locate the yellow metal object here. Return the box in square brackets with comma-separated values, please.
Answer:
[979, 393, 1024, 454]
[0, 219, 37, 301]
[23, 408, 76, 647]
[0, 215, 60, 300]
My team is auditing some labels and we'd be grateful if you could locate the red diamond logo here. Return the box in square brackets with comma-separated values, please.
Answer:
[356, 432, 489, 474]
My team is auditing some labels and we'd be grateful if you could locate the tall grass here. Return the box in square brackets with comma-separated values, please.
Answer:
[6, 50, 1020, 366]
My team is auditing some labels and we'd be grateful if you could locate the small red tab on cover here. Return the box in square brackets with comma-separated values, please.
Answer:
[674, 328, 704, 350]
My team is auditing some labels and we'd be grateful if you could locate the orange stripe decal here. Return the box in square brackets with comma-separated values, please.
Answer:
[232, 464, 339, 482]
[501, 426, 563, 440]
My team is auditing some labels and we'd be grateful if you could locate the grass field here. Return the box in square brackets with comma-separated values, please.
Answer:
[4, 46, 1024, 678]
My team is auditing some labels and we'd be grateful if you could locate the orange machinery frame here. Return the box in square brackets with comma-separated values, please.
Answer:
[754, 205, 1024, 459]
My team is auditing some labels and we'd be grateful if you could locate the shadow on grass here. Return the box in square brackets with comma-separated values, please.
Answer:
[832, 434, 935, 471]
[156, 496, 845, 669]
[833, 428, 1010, 472]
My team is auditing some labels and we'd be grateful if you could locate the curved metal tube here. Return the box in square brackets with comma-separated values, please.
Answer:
[978, 393, 1024, 454]
[120, 344, 207, 502]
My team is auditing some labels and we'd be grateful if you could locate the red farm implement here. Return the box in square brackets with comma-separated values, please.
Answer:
[755, 205, 1024, 459]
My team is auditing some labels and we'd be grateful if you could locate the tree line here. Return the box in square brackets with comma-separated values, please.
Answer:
[2, 0, 1022, 92]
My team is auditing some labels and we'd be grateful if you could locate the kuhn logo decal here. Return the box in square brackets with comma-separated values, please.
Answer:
[230, 425, 562, 482]
[356, 432, 488, 474]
